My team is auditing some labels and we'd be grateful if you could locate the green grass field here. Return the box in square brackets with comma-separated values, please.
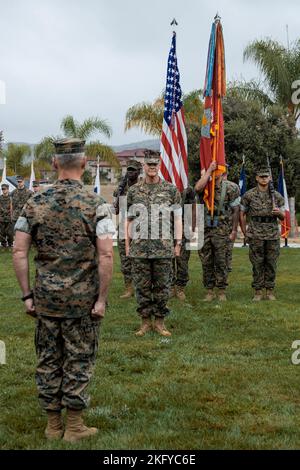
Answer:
[0, 247, 300, 450]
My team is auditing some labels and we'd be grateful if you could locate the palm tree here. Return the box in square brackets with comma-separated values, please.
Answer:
[243, 38, 300, 124]
[5, 143, 32, 176]
[125, 90, 203, 137]
[35, 115, 119, 168]
[226, 79, 273, 110]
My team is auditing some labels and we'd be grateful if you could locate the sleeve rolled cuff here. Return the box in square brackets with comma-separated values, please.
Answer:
[14, 216, 31, 234]
[96, 218, 116, 237]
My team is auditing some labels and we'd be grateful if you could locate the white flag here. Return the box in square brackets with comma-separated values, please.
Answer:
[29, 160, 35, 191]
[0, 157, 15, 193]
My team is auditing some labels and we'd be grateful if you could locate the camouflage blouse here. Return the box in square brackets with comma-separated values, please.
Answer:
[0, 195, 12, 222]
[241, 187, 285, 240]
[15, 179, 107, 318]
[127, 178, 182, 259]
[11, 187, 32, 222]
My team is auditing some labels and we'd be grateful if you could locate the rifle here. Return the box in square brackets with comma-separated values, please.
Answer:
[113, 173, 128, 214]
[266, 157, 276, 210]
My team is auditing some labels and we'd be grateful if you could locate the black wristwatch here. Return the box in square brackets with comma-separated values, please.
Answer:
[21, 291, 34, 302]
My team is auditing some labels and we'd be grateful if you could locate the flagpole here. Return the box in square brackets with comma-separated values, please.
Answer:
[240, 154, 247, 247]
[280, 155, 289, 248]
[210, 12, 221, 218]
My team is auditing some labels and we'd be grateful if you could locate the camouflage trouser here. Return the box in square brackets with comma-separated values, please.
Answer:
[118, 239, 132, 285]
[171, 239, 191, 287]
[131, 258, 172, 318]
[226, 239, 234, 272]
[0, 222, 13, 247]
[249, 239, 280, 289]
[198, 234, 228, 289]
[35, 315, 100, 411]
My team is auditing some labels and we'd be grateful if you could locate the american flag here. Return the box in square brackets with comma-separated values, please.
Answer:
[160, 32, 188, 192]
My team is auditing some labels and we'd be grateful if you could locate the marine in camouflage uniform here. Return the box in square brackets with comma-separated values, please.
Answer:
[113, 159, 142, 299]
[13, 138, 114, 442]
[11, 175, 32, 226]
[195, 162, 240, 301]
[240, 167, 285, 301]
[223, 176, 240, 274]
[0, 183, 13, 247]
[127, 152, 182, 337]
[171, 186, 196, 300]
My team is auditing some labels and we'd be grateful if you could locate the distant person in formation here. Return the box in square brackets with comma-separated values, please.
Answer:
[0, 183, 13, 248]
[32, 180, 41, 193]
[240, 166, 285, 301]
[222, 168, 240, 274]
[195, 161, 240, 302]
[11, 175, 32, 226]
[113, 159, 142, 299]
[170, 185, 196, 301]
[13, 138, 114, 443]
[126, 152, 182, 337]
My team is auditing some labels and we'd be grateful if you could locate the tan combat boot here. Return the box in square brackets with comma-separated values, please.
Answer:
[119, 283, 134, 299]
[63, 409, 98, 443]
[45, 411, 64, 440]
[153, 318, 172, 337]
[266, 289, 276, 301]
[203, 289, 215, 302]
[169, 286, 176, 298]
[135, 318, 152, 337]
[217, 289, 227, 302]
[252, 290, 263, 301]
[176, 286, 186, 301]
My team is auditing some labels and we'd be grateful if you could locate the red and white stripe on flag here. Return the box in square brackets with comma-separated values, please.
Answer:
[159, 31, 188, 192]
[160, 108, 188, 192]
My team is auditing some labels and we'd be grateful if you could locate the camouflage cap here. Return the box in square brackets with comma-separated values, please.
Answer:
[16, 175, 24, 181]
[144, 150, 160, 165]
[256, 167, 270, 177]
[54, 138, 86, 155]
[32, 180, 40, 187]
[127, 159, 142, 170]
[1, 183, 9, 188]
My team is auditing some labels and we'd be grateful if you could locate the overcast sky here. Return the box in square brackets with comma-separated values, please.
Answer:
[0, 0, 299, 146]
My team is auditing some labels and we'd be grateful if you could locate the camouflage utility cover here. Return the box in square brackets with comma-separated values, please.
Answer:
[127, 178, 181, 259]
[241, 187, 284, 240]
[15, 179, 107, 318]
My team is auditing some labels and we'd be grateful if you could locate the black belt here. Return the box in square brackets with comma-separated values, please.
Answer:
[251, 216, 276, 223]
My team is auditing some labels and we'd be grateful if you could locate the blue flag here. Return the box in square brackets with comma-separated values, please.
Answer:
[94, 160, 101, 195]
[239, 163, 246, 196]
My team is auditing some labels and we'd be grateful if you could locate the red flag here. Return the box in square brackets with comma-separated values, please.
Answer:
[200, 18, 226, 215]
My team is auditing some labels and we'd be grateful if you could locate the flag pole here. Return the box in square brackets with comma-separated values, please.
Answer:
[210, 13, 222, 219]
[280, 155, 289, 248]
[242, 154, 247, 247]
